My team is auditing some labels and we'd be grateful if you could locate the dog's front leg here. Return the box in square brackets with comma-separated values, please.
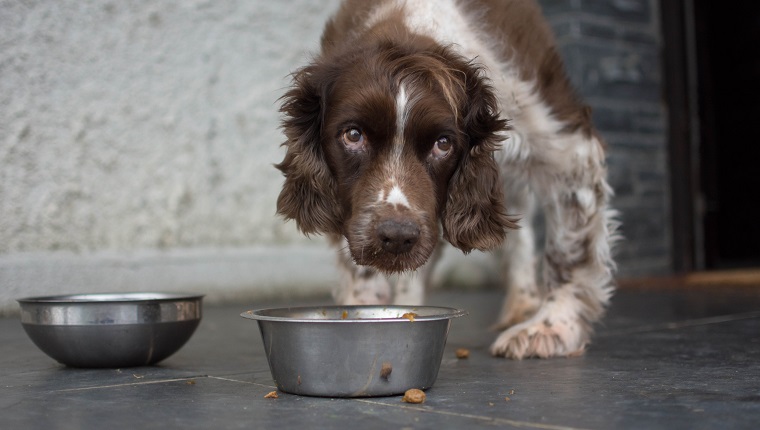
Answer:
[490, 132, 618, 359]
[392, 243, 441, 306]
[493, 181, 542, 330]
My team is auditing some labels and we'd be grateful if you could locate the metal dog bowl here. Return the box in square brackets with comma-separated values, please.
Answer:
[18, 293, 203, 368]
[241, 305, 466, 397]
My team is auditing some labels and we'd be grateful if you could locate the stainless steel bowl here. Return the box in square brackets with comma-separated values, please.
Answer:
[241, 305, 466, 397]
[18, 292, 203, 368]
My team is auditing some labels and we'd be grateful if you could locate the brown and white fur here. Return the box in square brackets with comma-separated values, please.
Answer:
[276, 0, 619, 359]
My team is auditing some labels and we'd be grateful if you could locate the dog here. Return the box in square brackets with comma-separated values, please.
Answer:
[275, 0, 618, 359]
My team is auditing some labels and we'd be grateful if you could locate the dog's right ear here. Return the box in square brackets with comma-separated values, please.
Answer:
[275, 64, 343, 235]
[442, 61, 520, 253]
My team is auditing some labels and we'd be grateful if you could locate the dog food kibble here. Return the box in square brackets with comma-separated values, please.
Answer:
[402, 312, 417, 322]
[402, 388, 426, 404]
[455, 348, 470, 359]
[264, 391, 279, 399]
[381, 362, 393, 380]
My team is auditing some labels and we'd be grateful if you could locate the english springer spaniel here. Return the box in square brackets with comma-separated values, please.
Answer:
[275, 0, 619, 359]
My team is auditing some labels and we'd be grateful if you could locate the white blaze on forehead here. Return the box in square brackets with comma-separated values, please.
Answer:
[389, 86, 412, 210]
[396, 85, 410, 136]
[391, 83, 420, 169]
[374, 83, 415, 210]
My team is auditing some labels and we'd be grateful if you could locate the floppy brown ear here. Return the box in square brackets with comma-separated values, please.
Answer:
[275, 66, 343, 235]
[442, 71, 519, 252]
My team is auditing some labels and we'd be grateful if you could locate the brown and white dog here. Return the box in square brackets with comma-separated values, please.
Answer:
[275, 0, 619, 359]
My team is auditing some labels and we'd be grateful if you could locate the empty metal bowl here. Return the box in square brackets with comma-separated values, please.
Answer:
[18, 292, 203, 368]
[241, 305, 466, 397]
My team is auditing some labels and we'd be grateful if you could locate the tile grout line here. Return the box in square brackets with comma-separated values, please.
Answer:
[353, 398, 592, 430]
[51, 373, 276, 393]
[206, 375, 276, 389]
[52, 375, 210, 393]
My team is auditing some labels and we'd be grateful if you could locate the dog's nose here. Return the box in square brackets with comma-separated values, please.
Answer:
[376, 220, 420, 254]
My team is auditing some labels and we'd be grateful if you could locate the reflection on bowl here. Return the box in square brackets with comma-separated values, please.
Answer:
[18, 292, 203, 368]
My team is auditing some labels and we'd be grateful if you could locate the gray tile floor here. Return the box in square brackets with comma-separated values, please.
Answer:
[3, 286, 760, 429]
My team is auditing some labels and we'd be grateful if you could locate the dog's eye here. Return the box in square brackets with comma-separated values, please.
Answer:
[341, 128, 366, 151]
[430, 136, 452, 159]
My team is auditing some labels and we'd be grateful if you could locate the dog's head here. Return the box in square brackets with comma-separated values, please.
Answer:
[276, 37, 518, 272]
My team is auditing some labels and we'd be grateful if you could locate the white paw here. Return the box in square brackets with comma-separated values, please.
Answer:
[489, 290, 590, 359]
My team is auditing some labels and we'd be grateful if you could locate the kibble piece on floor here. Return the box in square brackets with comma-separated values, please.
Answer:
[402, 388, 426, 404]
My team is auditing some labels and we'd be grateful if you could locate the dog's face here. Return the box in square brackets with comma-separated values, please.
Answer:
[276, 39, 518, 272]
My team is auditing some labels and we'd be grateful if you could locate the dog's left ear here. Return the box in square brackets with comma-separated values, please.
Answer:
[442, 68, 519, 253]
[275, 64, 344, 236]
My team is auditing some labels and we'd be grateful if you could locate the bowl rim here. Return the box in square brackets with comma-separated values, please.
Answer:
[240, 305, 467, 323]
[17, 292, 205, 305]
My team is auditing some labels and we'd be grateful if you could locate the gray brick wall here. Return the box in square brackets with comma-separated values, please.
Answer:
[538, 0, 671, 276]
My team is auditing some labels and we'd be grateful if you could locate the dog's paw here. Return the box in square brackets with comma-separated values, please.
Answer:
[489, 317, 587, 359]
[489, 290, 590, 359]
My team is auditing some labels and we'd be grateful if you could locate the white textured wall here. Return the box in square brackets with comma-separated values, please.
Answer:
[0, 0, 345, 313]
[0, 0, 500, 316]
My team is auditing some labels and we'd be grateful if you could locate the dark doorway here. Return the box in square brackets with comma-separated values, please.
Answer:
[694, 1, 760, 268]
[663, 0, 760, 271]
